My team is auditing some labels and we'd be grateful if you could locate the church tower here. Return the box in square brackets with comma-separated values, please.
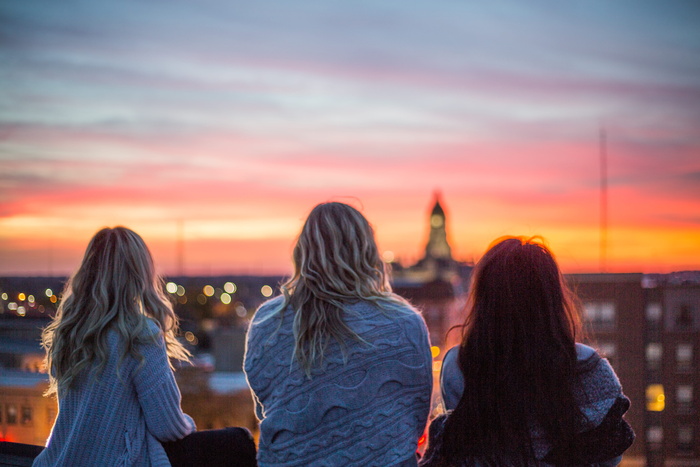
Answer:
[425, 192, 452, 260]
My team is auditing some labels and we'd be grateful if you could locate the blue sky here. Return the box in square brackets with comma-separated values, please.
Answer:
[1, 0, 699, 274]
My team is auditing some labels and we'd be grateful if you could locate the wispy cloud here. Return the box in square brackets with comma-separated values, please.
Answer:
[1, 0, 699, 274]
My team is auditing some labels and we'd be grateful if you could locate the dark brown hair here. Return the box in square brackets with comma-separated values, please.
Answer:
[441, 236, 583, 464]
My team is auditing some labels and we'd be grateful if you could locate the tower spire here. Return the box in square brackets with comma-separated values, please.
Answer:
[425, 191, 452, 260]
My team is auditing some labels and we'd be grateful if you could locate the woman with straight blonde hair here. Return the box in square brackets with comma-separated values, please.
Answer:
[244, 202, 433, 466]
[35, 226, 257, 467]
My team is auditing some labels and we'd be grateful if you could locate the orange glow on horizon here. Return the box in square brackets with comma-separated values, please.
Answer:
[1, 212, 699, 276]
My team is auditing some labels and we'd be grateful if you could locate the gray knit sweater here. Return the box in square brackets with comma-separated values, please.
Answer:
[33, 320, 196, 467]
[244, 296, 433, 467]
[433, 343, 632, 466]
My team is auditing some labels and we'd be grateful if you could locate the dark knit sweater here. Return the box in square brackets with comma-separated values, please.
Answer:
[422, 344, 634, 466]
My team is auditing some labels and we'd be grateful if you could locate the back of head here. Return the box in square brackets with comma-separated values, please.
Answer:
[70, 227, 158, 316]
[442, 236, 582, 463]
[281, 202, 401, 376]
[291, 202, 390, 299]
[467, 237, 580, 356]
[43, 227, 188, 395]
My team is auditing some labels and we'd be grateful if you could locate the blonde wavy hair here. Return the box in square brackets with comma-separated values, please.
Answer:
[42, 227, 190, 396]
[275, 202, 410, 376]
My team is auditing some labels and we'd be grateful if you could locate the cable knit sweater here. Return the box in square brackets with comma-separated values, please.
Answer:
[244, 295, 433, 467]
[33, 320, 196, 467]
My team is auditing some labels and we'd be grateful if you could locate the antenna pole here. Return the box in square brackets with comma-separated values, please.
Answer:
[600, 127, 608, 272]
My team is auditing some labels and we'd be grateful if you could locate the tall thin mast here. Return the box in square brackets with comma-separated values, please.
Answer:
[599, 127, 608, 272]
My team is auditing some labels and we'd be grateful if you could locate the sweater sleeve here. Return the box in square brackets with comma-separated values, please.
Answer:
[133, 333, 197, 442]
[543, 348, 635, 465]
[243, 310, 262, 421]
[543, 396, 634, 465]
[243, 297, 281, 422]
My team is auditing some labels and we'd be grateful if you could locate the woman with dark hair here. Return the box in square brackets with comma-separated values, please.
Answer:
[421, 236, 634, 466]
[244, 202, 433, 466]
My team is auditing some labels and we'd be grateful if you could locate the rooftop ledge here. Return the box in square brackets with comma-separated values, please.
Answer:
[0, 441, 43, 467]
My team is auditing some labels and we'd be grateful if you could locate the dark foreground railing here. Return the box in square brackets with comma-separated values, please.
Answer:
[0, 442, 43, 467]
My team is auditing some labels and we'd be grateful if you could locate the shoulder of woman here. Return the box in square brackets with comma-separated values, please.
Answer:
[574, 343, 623, 412]
[144, 317, 162, 336]
[382, 297, 425, 321]
[252, 295, 286, 321]
[440, 346, 461, 381]
[575, 342, 598, 363]
[440, 346, 464, 411]
[130, 318, 164, 347]
[388, 301, 433, 342]
[105, 318, 162, 359]
[443, 345, 460, 363]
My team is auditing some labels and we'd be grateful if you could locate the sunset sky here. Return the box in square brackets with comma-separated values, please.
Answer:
[1, 0, 699, 276]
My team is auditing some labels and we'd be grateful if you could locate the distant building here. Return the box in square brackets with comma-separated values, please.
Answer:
[0, 322, 45, 373]
[0, 370, 54, 445]
[641, 274, 700, 465]
[391, 193, 472, 349]
[393, 192, 464, 284]
[570, 272, 700, 466]
[568, 273, 647, 465]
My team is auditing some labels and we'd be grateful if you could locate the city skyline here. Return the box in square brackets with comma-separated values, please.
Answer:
[1, 0, 699, 275]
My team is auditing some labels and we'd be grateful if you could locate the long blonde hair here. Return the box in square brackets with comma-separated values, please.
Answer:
[276, 202, 410, 376]
[42, 227, 190, 396]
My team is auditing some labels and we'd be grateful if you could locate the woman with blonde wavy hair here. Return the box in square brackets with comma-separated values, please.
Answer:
[34, 227, 197, 466]
[244, 202, 433, 466]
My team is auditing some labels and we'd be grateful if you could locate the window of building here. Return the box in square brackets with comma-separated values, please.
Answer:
[583, 302, 616, 329]
[678, 426, 694, 453]
[647, 384, 665, 412]
[675, 304, 695, 330]
[647, 425, 663, 450]
[6, 404, 17, 424]
[646, 302, 662, 322]
[21, 406, 32, 425]
[646, 343, 662, 370]
[677, 385, 693, 414]
[677, 343, 693, 372]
